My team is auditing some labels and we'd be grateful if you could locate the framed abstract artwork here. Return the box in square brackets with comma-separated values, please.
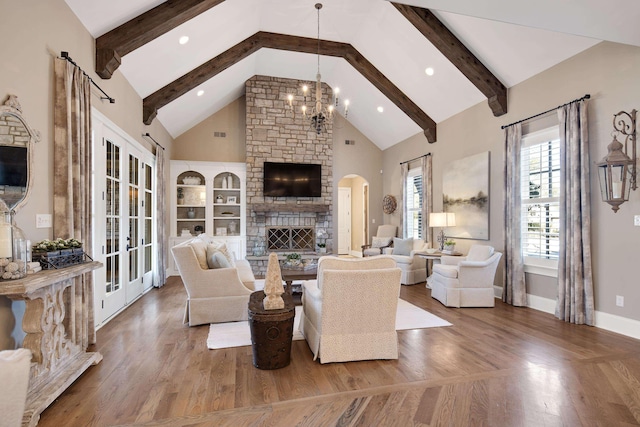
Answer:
[443, 151, 490, 240]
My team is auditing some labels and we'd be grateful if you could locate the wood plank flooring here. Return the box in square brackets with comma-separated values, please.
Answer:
[38, 277, 640, 426]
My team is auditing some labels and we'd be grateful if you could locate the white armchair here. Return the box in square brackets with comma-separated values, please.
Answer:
[430, 245, 502, 307]
[383, 238, 430, 285]
[171, 236, 257, 326]
[0, 348, 31, 427]
[299, 256, 401, 363]
[361, 225, 397, 257]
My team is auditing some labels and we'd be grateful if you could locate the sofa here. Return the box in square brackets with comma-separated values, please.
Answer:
[299, 256, 401, 363]
[171, 235, 257, 326]
[383, 237, 430, 285]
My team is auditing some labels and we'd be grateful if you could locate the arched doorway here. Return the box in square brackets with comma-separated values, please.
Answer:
[338, 175, 370, 256]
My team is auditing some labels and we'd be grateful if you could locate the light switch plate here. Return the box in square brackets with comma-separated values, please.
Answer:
[36, 214, 52, 228]
[634, 215, 640, 226]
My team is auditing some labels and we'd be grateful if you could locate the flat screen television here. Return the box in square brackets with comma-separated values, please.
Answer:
[263, 162, 322, 197]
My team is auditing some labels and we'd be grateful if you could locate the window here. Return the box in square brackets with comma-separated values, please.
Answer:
[405, 168, 423, 239]
[521, 126, 560, 276]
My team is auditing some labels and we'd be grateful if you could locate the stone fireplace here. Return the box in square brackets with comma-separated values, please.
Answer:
[244, 75, 334, 276]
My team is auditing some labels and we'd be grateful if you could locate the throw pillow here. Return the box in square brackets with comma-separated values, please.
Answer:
[188, 240, 209, 269]
[372, 236, 392, 248]
[393, 237, 414, 256]
[207, 251, 231, 269]
[206, 242, 236, 267]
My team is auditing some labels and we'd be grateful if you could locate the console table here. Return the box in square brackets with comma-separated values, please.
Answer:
[0, 261, 102, 426]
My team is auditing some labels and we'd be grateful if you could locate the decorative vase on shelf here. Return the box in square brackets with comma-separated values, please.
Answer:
[226, 174, 233, 189]
[221, 176, 227, 189]
[228, 220, 237, 235]
[187, 208, 195, 219]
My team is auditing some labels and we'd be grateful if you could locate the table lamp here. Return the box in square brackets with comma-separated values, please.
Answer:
[429, 212, 456, 251]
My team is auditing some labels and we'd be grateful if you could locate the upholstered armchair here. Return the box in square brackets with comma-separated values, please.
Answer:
[299, 256, 402, 363]
[430, 245, 502, 307]
[171, 235, 257, 326]
[383, 237, 430, 285]
[0, 348, 31, 427]
[361, 224, 397, 257]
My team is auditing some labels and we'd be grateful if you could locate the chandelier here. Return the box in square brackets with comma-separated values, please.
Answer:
[288, 3, 349, 135]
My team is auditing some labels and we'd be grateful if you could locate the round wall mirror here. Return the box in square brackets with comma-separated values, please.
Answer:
[0, 95, 40, 212]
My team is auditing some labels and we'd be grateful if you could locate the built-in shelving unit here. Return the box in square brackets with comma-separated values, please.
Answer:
[169, 161, 246, 276]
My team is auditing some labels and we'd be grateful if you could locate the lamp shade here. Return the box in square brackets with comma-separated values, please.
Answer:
[429, 212, 456, 227]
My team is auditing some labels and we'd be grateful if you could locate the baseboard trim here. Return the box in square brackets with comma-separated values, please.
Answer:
[494, 286, 640, 341]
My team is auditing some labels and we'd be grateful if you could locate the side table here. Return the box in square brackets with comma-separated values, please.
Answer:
[248, 291, 295, 370]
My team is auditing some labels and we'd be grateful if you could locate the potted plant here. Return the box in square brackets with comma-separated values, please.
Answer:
[443, 239, 456, 253]
[285, 252, 302, 266]
[177, 187, 184, 205]
[317, 242, 326, 254]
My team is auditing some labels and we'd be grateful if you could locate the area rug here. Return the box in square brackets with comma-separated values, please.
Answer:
[207, 299, 451, 350]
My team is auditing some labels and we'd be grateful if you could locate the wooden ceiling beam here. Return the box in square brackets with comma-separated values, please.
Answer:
[143, 31, 437, 142]
[96, 0, 225, 79]
[392, 3, 507, 117]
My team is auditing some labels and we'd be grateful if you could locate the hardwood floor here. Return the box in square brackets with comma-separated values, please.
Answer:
[38, 277, 640, 426]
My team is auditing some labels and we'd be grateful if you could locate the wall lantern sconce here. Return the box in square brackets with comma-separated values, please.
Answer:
[597, 109, 637, 212]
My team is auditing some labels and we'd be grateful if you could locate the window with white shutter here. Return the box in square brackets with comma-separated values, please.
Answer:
[521, 126, 560, 276]
[405, 168, 423, 239]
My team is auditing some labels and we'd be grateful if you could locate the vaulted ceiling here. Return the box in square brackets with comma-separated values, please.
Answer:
[64, 0, 639, 150]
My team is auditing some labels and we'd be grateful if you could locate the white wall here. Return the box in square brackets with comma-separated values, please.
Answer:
[384, 41, 640, 325]
[0, 0, 174, 349]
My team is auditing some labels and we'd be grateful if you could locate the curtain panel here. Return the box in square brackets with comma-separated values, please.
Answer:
[53, 58, 95, 345]
[556, 100, 595, 325]
[400, 162, 409, 238]
[421, 156, 433, 245]
[155, 146, 167, 287]
[503, 123, 527, 306]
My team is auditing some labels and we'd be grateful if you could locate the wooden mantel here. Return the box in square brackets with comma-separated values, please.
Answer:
[0, 261, 103, 426]
[252, 203, 330, 213]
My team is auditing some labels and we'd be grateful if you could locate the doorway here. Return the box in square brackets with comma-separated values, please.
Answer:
[338, 175, 370, 257]
[92, 111, 156, 327]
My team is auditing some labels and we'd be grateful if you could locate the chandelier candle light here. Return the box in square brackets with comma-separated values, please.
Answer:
[287, 3, 349, 135]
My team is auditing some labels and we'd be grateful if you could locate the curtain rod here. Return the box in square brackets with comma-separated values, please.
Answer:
[400, 153, 431, 165]
[501, 94, 590, 129]
[142, 133, 165, 151]
[60, 51, 115, 104]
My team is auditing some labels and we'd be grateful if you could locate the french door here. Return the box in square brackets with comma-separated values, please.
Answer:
[93, 113, 155, 326]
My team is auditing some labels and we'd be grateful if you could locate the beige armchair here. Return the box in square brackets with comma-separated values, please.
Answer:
[430, 245, 502, 307]
[361, 224, 397, 257]
[171, 237, 257, 326]
[299, 256, 402, 363]
[384, 238, 430, 285]
[0, 348, 31, 427]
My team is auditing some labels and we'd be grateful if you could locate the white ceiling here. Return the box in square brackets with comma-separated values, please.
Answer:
[63, 0, 636, 150]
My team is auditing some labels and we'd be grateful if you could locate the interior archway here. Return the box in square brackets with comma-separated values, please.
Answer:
[337, 174, 370, 256]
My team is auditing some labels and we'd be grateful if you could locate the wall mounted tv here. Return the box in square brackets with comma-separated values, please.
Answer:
[263, 162, 322, 197]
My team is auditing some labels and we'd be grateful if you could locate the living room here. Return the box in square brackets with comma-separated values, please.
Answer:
[1, 1, 640, 425]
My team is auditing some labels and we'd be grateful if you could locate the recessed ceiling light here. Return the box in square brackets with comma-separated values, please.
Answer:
[377, 106, 384, 113]
[425, 67, 434, 76]
[179, 36, 189, 45]
[197, 90, 204, 97]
